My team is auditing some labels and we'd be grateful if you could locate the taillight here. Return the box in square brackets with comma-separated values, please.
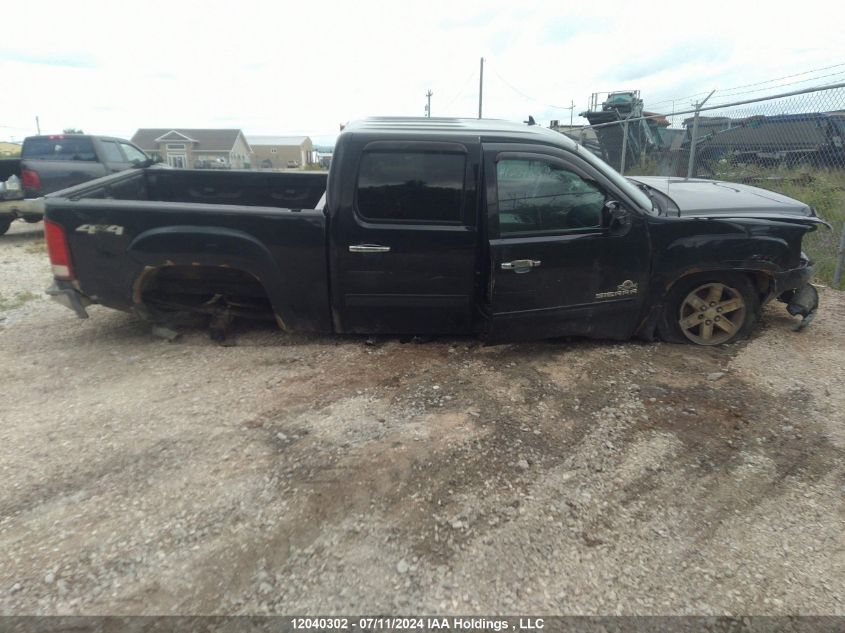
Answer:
[21, 168, 41, 192]
[44, 220, 74, 280]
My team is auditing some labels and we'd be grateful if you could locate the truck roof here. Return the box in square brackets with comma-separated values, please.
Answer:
[23, 134, 129, 143]
[341, 117, 577, 149]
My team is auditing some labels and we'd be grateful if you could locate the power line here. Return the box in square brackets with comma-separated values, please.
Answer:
[713, 69, 845, 101]
[646, 91, 720, 109]
[487, 62, 574, 110]
[646, 61, 845, 109]
[716, 61, 845, 95]
[441, 68, 477, 110]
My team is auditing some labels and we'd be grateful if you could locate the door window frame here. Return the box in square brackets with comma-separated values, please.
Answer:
[483, 143, 643, 240]
[493, 152, 609, 238]
[119, 142, 149, 165]
[352, 140, 476, 228]
[99, 140, 126, 165]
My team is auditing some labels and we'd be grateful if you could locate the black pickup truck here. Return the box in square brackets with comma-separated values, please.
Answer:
[42, 118, 825, 345]
[0, 134, 151, 235]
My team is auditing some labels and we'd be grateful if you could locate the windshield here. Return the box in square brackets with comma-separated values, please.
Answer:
[574, 145, 656, 214]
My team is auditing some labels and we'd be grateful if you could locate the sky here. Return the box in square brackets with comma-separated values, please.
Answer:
[2, 0, 844, 146]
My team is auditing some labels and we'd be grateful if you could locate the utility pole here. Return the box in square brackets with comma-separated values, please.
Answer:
[425, 89, 433, 118]
[570, 100, 575, 128]
[35, 116, 41, 135]
[478, 57, 484, 119]
[686, 90, 715, 179]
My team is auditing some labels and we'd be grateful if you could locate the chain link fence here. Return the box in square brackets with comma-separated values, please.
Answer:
[552, 83, 845, 288]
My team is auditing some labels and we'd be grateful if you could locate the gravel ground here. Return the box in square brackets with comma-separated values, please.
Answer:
[1, 220, 843, 615]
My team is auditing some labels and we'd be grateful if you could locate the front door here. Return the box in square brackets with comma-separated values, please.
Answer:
[485, 145, 651, 341]
[329, 139, 481, 334]
[168, 154, 187, 169]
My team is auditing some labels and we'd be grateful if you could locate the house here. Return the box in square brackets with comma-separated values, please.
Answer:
[131, 129, 253, 169]
[0, 141, 21, 157]
[248, 136, 313, 169]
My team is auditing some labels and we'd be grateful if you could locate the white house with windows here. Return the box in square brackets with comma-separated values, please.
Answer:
[130, 129, 254, 169]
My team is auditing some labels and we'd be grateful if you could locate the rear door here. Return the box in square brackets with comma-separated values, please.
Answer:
[485, 144, 651, 341]
[329, 139, 481, 334]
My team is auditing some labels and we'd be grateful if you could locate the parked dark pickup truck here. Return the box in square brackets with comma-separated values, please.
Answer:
[0, 134, 151, 235]
[42, 118, 826, 345]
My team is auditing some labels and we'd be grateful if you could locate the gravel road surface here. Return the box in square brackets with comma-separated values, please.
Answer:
[1, 221, 843, 615]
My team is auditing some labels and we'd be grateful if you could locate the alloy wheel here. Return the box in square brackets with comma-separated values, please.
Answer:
[678, 282, 746, 345]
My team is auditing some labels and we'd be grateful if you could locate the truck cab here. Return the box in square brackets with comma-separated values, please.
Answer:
[326, 119, 656, 340]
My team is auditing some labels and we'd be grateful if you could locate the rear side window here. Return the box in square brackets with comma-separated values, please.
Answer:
[356, 151, 465, 223]
[22, 137, 96, 161]
[120, 143, 148, 164]
[100, 141, 124, 163]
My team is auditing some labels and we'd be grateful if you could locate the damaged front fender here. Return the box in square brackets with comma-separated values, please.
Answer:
[781, 283, 819, 331]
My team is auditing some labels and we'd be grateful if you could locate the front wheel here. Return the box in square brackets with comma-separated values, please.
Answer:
[659, 274, 759, 345]
[0, 217, 11, 236]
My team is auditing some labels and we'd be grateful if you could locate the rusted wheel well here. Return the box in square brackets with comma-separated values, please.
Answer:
[745, 270, 776, 302]
[666, 270, 773, 303]
[134, 265, 276, 320]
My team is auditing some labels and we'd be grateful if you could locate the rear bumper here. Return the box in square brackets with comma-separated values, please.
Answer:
[0, 197, 45, 219]
[46, 282, 90, 318]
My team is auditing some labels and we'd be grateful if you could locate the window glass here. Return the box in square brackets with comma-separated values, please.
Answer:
[22, 137, 96, 161]
[496, 158, 605, 234]
[576, 146, 654, 213]
[357, 151, 465, 222]
[100, 141, 124, 163]
[120, 143, 148, 164]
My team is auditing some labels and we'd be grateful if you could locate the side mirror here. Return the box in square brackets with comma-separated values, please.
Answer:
[601, 200, 621, 226]
[602, 200, 632, 235]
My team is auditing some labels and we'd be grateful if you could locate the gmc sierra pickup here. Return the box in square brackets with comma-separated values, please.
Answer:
[0, 134, 151, 235]
[42, 117, 825, 345]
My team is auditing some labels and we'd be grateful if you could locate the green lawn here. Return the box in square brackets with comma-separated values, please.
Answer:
[738, 169, 845, 289]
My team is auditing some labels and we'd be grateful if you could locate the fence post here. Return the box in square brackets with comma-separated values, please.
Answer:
[686, 90, 715, 179]
[620, 119, 629, 175]
[834, 221, 845, 289]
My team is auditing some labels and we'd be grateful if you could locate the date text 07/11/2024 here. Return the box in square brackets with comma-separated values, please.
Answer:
[290, 617, 546, 631]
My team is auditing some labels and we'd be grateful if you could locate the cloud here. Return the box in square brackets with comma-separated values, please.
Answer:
[608, 41, 733, 83]
[0, 0, 843, 143]
[0, 50, 95, 68]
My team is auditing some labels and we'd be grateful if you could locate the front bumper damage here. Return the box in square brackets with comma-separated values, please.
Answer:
[772, 259, 818, 331]
[46, 282, 91, 319]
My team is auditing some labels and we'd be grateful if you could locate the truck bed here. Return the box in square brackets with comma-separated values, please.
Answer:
[45, 168, 332, 332]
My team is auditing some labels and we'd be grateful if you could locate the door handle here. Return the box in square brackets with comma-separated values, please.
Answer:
[501, 259, 541, 272]
[349, 244, 391, 253]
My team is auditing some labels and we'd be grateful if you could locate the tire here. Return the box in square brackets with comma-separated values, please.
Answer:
[658, 273, 760, 346]
[0, 217, 11, 236]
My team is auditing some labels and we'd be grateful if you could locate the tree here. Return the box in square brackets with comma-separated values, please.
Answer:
[63, 128, 84, 134]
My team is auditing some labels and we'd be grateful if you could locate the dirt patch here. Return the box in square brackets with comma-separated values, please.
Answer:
[0, 222, 843, 614]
